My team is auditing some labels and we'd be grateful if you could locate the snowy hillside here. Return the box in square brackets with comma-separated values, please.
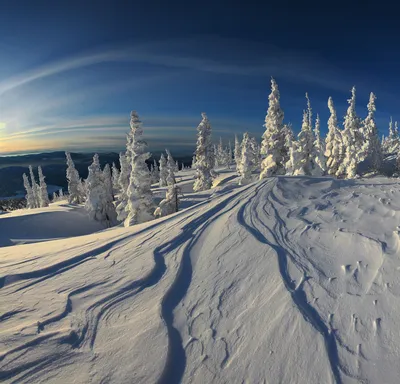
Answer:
[1, 170, 400, 383]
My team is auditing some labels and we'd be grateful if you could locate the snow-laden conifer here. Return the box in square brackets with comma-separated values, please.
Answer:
[103, 164, 114, 202]
[111, 162, 120, 195]
[337, 87, 360, 178]
[29, 165, 40, 208]
[361, 92, 382, 172]
[154, 154, 180, 218]
[65, 152, 84, 204]
[124, 111, 155, 227]
[238, 132, 253, 185]
[23, 173, 35, 209]
[260, 78, 285, 179]
[151, 159, 160, 183]
[159, 153, 168, 187]
[313, 114, 326, 174]
[115, 152, 130, 221]
[191, 155, 196, 169]
[193, 112, 215, 191]
[384, 118, 400, 154]
[85, 154, 106, 222]
[52, 191, 58, 202]
[234, 134, 242, 174]
[249, 137, 261, 172]
[325, 97, 343, 176]
[38, 166, 49, 207]
[282, 123, 294, 167]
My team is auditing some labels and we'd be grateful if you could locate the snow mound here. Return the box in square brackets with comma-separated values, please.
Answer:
[1, 175, 400, 383]
[0, 201, 105, 247]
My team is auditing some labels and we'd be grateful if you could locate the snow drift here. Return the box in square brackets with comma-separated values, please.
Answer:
[1, 174, 400, 383]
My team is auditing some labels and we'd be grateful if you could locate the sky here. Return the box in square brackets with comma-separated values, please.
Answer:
[0, 0, 400, 155]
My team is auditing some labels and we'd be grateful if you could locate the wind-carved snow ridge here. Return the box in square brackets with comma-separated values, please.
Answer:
[158, 182, 256, 384]
[236, 179, 342, 383]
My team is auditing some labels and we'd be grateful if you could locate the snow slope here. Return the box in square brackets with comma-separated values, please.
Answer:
[1, 172, 400, 383]
[0, 201, 105, 247]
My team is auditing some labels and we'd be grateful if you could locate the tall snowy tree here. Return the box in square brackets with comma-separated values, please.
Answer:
[154, 155, 180, 218]
[29, 165, 40, 208]
[115, 152, 130, 221]
[65, 152, 84, 204]
[193, 112, 215, 191]
[59, 189, 64, 199]
[337, 87, 361, 178]
[282, 123, 294, 167]
[151, 159, 160, 183]
[384, 117, 400, 154]
[191, 155, 197, 169]
[103, 164, 114, 202]
[260, 78, 286, 179]
[234, 134, 242, 174]
[37, 166, 49, 207]
[325, 97, 343, 176]
[249, 137, 261, 172]
[85, 154, 106, 222]
[361, 92, 382, 172]
[159, 153, 168, 187]
[238, 132, 253, 185]
[313, 114, 326, 174]
[52, 191, 58, 202]
[292, 109, 315, 175]
[124, 111, 155, 227]
[111, 162, 120, 195]
[23, 173, 35, 209]
[336, 87, 364, 179]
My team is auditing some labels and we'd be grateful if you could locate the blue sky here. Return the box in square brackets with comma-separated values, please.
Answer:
[0, 0, 399, 155]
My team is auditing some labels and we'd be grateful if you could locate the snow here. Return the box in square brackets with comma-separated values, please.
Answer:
[0, 201, 104, 247]
[1, 168, 400, 383]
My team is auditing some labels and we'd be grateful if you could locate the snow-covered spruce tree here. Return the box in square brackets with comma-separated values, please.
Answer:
[154, 155, 180, 218]
[313, 114, 326, 174]
[23, 173, 35, 209]
[52, 191, 58, 202]
[234, 134, 242, 174]
[115, 152, 130, 221]
[238, 132, 253, 185]
[29, 165, 40, 208]
[111, 162, 120, 195]
[85, 154, 105, 222]
[124, 111, 155, 227]
[260, 78, 286, 179]
[216, 137, 225, 167]
[37, 166, 49, 207]
[152, 159, 160, 183]
[249, 136, 261, 172]
[65, 152, 84, 204]
[282, 123, 294, 167]
[159, 153, 168, 187]
[385, 117, 400, 154]
[285, 138, 302, 175]
[191, 155, 196, 169]
[103, 164, 114, 202]
[175, 160, 179, 173]
[292, 110, 315, 175]
[361, 92, 382, 172]
[226, 140, 232, 169]
[325, 97, 343, 176]
[59, 189, 64, 199]
[337, 87, 361, 179]
[193, 112, 215, 191]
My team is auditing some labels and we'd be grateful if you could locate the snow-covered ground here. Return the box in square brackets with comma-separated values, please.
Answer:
[1, 169, 400, 383]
